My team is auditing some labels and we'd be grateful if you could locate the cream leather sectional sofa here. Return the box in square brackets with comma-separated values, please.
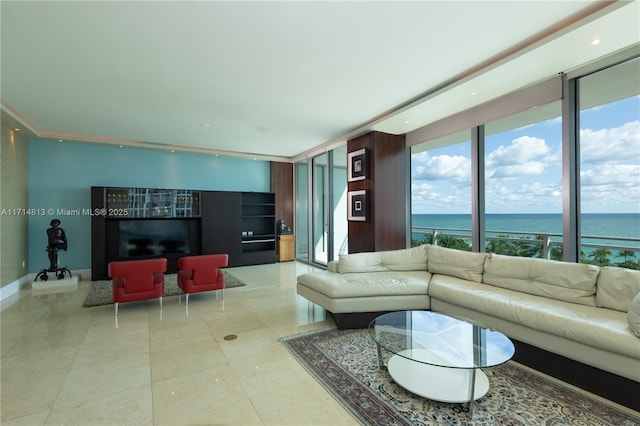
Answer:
[296, 244, 640, 383]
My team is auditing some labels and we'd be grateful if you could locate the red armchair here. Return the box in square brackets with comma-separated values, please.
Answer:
[108, 258, 167, 316]
[177, 254, 229, 305]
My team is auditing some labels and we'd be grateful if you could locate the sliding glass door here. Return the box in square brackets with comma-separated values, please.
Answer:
[294, 145, 348, 266]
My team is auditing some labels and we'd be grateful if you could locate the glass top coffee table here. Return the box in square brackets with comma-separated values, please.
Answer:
[368, 310, 514, 409]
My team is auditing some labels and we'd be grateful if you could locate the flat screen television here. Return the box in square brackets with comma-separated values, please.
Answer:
[118, 219, 197, 257]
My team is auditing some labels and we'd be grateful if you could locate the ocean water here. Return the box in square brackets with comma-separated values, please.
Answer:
[411, 213, 640, 249]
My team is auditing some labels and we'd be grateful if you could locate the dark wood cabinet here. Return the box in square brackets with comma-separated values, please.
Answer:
[91, 187, 276, 280]
[347, 131, 406, 254]
[201, 191, 242, 267]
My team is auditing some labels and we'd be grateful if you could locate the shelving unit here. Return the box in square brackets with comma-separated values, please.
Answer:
[241, 192, 277, 265]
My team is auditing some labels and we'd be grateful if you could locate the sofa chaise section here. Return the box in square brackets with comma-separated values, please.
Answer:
[297, 245, 431, 328]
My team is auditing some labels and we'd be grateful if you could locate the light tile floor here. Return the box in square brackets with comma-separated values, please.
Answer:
[1, 261, 359, 425]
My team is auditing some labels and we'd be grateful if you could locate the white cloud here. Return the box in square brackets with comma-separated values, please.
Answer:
[580, 121, 640, 165]
[413, 153, 470, 182]
[489, 162, 546, 179]
[543, 144, 562, 163]
[486, 135, 550, 179]
[581, 163, 640, 187]
[411, 182, 434, 196]
[579, 121, 640, 213]
[411, 181, 470, 213]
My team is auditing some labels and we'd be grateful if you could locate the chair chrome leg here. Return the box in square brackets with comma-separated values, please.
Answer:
[186, 293, 189, 306]
[115, 302, 119, 317]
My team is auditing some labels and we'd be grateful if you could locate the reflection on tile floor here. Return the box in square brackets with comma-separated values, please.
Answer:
[1, 262, 358, 425]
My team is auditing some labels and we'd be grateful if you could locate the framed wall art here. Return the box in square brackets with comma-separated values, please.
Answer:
[347, 148, 368, 182]
[347, 190, 368, 221]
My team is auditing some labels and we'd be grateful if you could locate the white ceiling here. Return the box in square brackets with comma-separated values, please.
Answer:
[1, 1, 638, 162]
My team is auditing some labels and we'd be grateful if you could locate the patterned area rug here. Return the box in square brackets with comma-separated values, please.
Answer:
[281, 328, 640, 426]
[82, 270, 245, 307]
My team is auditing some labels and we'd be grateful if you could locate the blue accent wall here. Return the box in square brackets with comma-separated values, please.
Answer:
[28, 139, 270, 272]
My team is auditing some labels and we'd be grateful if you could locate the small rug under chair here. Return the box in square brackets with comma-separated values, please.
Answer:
[281, 328, 640, 426]
[82, 270, 245, 307]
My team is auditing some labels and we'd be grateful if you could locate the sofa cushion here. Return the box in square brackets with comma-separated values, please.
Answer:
[483, 254, 599, 307]
[628, 293, 640, 337]
[337, 252, 385, 273]
[427, 245, 486, 282]
[337, 245, 429, 273]
[297, 270, 431, 298]
[596, 267, 640, 312]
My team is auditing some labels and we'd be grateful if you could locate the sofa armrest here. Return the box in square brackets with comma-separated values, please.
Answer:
[327, 261, 339, 273]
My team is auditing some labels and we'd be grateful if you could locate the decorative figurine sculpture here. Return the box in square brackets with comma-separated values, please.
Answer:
[35, 219, 72, 281]
[277, 219, 293, 235]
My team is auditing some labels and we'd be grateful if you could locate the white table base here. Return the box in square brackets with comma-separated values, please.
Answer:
[387, 349, 489, 403]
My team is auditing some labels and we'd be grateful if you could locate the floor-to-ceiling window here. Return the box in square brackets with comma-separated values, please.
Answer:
[484, 101, 563, 259]
[406, 52, 638, 267]
[577, 57, 640, 269]
[410, 130, 472, 250]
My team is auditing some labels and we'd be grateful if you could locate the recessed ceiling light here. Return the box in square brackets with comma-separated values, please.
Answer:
[58, 139, 63, 142]
[405, 120, 410, 124]
[200, 123, 211, 128]
[471, 92, 477, 96]
[171, 150, 175, 153]
[14, 128, 20, 131]
[591, 37, 601, 46]
[119, 145, 124, 148]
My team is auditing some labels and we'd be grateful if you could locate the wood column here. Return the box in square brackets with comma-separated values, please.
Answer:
[347, 131, 406, 253]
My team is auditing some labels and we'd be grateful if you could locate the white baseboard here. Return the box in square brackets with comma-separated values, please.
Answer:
[0, 274, 31, 310]
[1, 268, 91, 311]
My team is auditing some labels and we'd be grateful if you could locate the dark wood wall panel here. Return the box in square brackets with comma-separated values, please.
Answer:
[270, 161, 294, 232]
[373, 132, 407, 251]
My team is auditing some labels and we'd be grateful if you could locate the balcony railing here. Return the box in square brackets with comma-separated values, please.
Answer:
[411, 226, 640, 269]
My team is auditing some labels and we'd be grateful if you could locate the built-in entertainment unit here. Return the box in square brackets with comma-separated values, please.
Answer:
[91, 186, 276, 280]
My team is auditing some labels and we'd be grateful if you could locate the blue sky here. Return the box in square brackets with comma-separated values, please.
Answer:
[411, 96, 640, 214]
